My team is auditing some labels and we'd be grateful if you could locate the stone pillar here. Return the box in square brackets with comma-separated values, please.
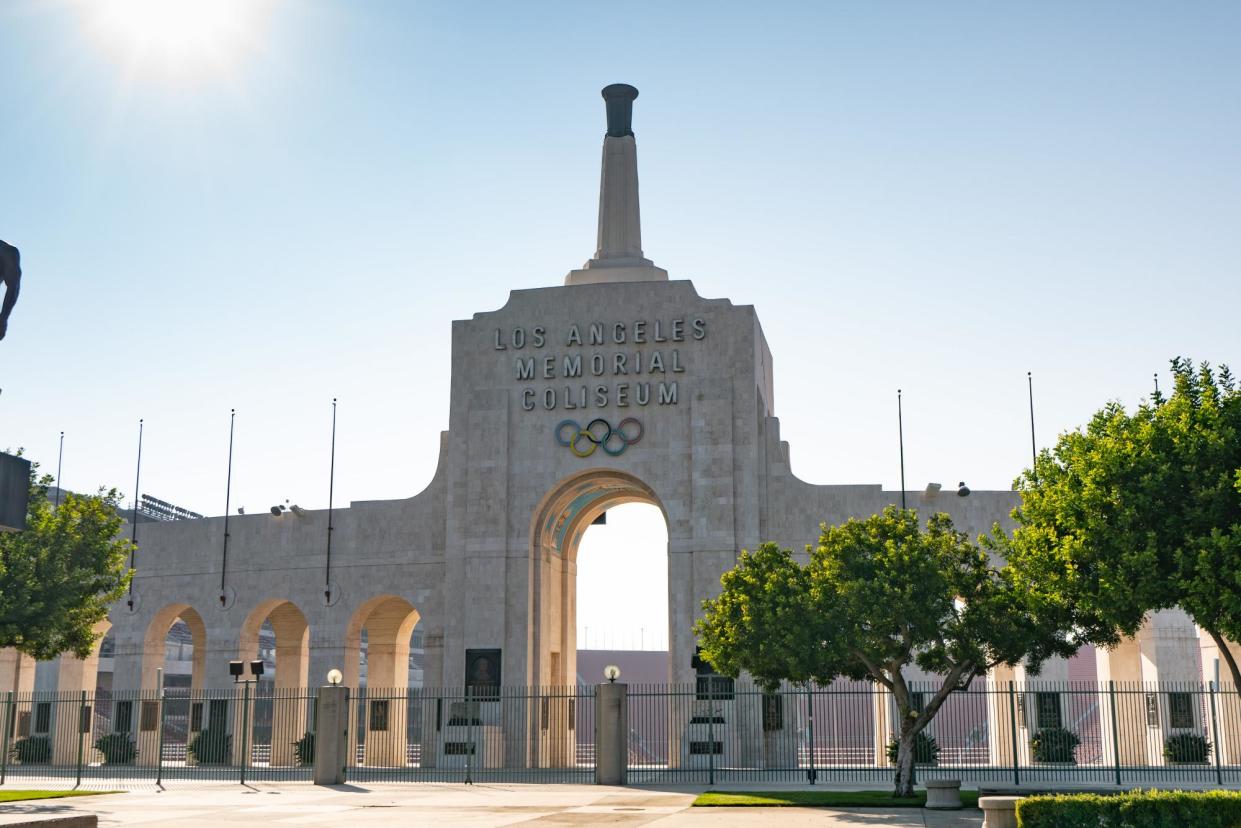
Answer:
[595, 682, 627, 785]
[0, 649, 36, 746]
[313, 685, 349, 786]
[269, 605, 309, 767]
[986, 663, 1018, 767]
[872, 684, 892, 768]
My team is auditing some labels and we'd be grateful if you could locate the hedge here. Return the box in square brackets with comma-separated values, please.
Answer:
[1017, 789, 1241, 827]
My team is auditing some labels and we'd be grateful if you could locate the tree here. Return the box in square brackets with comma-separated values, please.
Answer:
[0, 466, 132, 660]
[1004, 358, 1241, 688]
[695, 507, 1075, 797]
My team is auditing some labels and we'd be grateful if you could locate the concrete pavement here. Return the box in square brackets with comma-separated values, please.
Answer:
[0, 784, 983, 827]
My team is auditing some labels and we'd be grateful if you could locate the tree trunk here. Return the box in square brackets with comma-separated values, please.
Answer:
[892, 729, 918, 798]
[1207, 628, 1241, 690]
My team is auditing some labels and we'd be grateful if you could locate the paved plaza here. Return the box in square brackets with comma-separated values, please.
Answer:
[0, 784, 983, 827]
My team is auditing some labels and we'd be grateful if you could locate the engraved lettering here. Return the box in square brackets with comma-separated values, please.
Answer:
[692, 318, 706, 340]
[658, 381, 678, 405]
[589, 323, 605, 345]
[532, 326, 546, 348]
[563, 355, 582, 378]
[517, 358, 535, 381]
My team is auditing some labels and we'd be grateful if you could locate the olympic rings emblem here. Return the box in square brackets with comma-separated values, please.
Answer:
[554, 417, 644, 458]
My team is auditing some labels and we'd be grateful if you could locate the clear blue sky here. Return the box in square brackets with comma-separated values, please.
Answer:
[2, 1, 1238, 533]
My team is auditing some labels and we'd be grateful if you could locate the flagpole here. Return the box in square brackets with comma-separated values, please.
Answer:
[1027, 372, 1037, 472]
[127, 419, 143, 611]
[220, 409, 235, 606]
[897, 389, 906, 510]
[54, 431, 64, 508]
[325, 398, 337, 602]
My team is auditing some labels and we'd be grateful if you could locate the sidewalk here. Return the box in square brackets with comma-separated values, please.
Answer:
[0, 783, 983, 827]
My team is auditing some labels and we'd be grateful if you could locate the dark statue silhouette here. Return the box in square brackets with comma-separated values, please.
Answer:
[0, 241, 19, 341]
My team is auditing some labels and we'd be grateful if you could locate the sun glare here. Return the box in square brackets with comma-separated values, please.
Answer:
[90, 0, 267, 73]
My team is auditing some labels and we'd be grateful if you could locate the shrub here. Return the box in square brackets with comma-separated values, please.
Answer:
[11, 735, 51, 764]
[1164, 732, 1212, 763]
[94, 732, 137, 764]
[1029, 726, 1079, 763]
[1016, 789, 1241, 828]
[294, 731, 315, 766]
[188, 728, 232, 765]
[885, 731, 940, 766]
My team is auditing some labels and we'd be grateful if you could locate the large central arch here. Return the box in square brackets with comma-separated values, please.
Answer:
[528, 469, 668, 690]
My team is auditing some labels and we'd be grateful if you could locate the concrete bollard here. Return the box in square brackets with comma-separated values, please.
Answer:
[313, 685, 349, 786]
[978, 795, 1021, 828]
[925, 779, 962, 809]
[595, 682, 628, 785]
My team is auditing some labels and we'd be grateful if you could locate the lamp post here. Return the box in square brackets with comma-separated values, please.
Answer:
[229, 659, 264, 784]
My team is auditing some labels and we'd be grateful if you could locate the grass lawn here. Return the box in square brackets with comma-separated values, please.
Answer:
[0, 790, 115, 803]
[694, 790, 980, 809]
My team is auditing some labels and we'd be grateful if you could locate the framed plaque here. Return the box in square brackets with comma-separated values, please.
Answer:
[465, 648, 501, 699]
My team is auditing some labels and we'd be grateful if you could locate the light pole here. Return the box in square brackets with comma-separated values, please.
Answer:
[229, 659, 264, 784]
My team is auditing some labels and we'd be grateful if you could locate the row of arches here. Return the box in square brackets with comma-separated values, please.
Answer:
[84, 595, 427, 696]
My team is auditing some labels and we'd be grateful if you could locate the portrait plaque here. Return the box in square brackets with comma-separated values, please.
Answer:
[465, 648, 501, 699]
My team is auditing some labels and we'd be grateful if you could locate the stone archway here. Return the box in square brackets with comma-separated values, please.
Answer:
[529, 469, 668, 690]
[140, 603, 206, 692]
[345, 595, 422, 767]
[526, 469, 670, 767]
[237, 599, 311, 766]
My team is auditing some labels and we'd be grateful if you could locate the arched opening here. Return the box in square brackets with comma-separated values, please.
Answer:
[529, 469, 669, 688]
[237, 599, 311, 766]
[346, 595, 422, 768]
[527, 470, 671, 769]
[575, 503, 669, 684]
[141, 604, 206, 692]
[133, 604, 206, 767]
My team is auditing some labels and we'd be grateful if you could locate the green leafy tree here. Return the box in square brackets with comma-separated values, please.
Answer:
[1004, 358, 1241, 688]
[696, 507, 1075, 797]
[0, 464, 132, 660]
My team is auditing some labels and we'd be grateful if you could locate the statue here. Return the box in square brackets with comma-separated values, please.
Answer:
[0, 241, 20, 341]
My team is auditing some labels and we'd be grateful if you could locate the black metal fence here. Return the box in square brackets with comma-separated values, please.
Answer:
[5, 680, 1241, 789]
[346, 685, 595, 783]
[0, 685, 316, 788]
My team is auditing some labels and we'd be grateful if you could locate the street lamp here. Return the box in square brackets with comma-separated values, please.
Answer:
[229, 659, 265, 684]
[604, 665, 621, 683]
[327, 668, 343, 686]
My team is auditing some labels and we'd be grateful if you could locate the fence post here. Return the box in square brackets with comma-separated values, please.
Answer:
[805, 685, 816, 784]
[1108, 680, 1122, 787]
[1209, 682, 1223, 786]
[313, 684, 349, 785]
[465, 687, 474, 785]
[0, 690, 12, 785]
[73, 690, 86, 789]
[1007, 682, 1020, 786]
[594, 682, 627, 785]
[709, 675, 719, 789]
[155, 686, 167, 788]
